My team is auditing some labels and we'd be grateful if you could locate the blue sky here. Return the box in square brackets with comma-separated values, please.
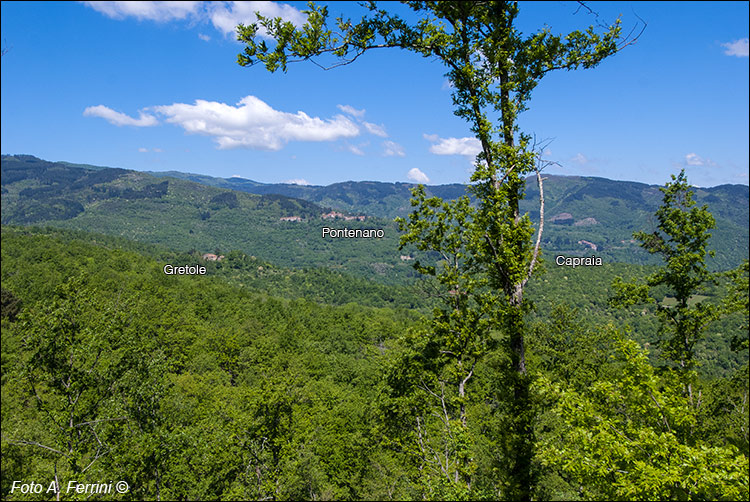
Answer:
[1, 1, 748, 187]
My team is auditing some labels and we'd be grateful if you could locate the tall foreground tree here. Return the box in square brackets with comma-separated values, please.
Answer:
[610, 170, 721, 400]
[237, 2, 640, 498]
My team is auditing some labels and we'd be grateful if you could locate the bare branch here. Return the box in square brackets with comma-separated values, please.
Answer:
[2, 436, 67, 457]
[28, 379, 66, 435]
[647, 390, 672, 433]
[527, 167, 545, 281]
[74, 417, 128, 428]
[618, 10, 648, 51]
[81, 424, 109, 473]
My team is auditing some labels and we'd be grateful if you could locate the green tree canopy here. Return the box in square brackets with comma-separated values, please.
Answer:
[611, 170, 722, 392]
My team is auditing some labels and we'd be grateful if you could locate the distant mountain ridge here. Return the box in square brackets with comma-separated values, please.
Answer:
[147, 170, 468, 219]
[148, 168, 748, 219]
[2, 154, 748, 271]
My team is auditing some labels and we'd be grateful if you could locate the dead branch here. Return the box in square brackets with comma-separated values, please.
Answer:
[2, 436, 67, 457]
[527, 168, 545, 281]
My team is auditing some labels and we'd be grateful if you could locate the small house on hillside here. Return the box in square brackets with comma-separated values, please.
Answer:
[321, 211, 366, 221]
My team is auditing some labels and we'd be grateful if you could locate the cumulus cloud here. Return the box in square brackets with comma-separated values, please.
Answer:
[83, 1, 306, 39]
[684, 152, 716, 167]
[337, 104, 366, 118]
[198, 33, 211, 41]
[86, 96, 363, 150]
[152, 95, 359, 150]
[383, 140, 405, 157]
[138, 147, 149, 152]
[363, 121, 387, 138]
[722, 38, 749, 57]
[81, 1, 201, 22]
[284, 178, 310, 185]
[685, 153, 703, 166]
[570, 153, 588, 165]
[209, 1, 306, 37]
[83, 105, 158, 127]
[424, 134, 482, 156]
[407, 168, 430, 183]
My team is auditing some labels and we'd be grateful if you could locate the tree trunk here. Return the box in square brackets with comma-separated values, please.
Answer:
[506, 290, 533, 501]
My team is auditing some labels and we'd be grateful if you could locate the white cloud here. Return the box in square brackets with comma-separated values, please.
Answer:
[407, 167, 430, 183]
[284, 178, 310, 185]
[335, 106, 390, 139]
[153, 95, 359, 150]
[83, 1, 306, 39]
[684, 152, 716, 167]
[138, 147, 149, 152]
[685, 153, 703, 166]
[209, 1, 306, 38]
[83, 105, 158, 127]
[345, 144, 365, 156]
[82, 1, 201, 22]
[383, 140, 405, 157]
[337, 104, 366, 118]
[570, 153, 588, 165]
[424, 134, 482, 156]
[153, 147, 163, 152]
[198, 33, 211, 42]
[363, 121, 387, 138]
[722, 38, 749, 57]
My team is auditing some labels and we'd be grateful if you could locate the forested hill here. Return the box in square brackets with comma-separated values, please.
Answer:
[1, 224, 747, 500]
[151, 166, 748, 270]
[1, 154, 417, 283]
[2, 154, 748, 271]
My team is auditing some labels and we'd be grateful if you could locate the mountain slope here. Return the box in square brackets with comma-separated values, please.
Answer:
[148, 170, 467, 219]
[150, 167, 749, 270]
[1, 155, 416, 283]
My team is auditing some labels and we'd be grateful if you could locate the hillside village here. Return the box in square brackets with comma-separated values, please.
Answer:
[280, 210, 367, 222]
